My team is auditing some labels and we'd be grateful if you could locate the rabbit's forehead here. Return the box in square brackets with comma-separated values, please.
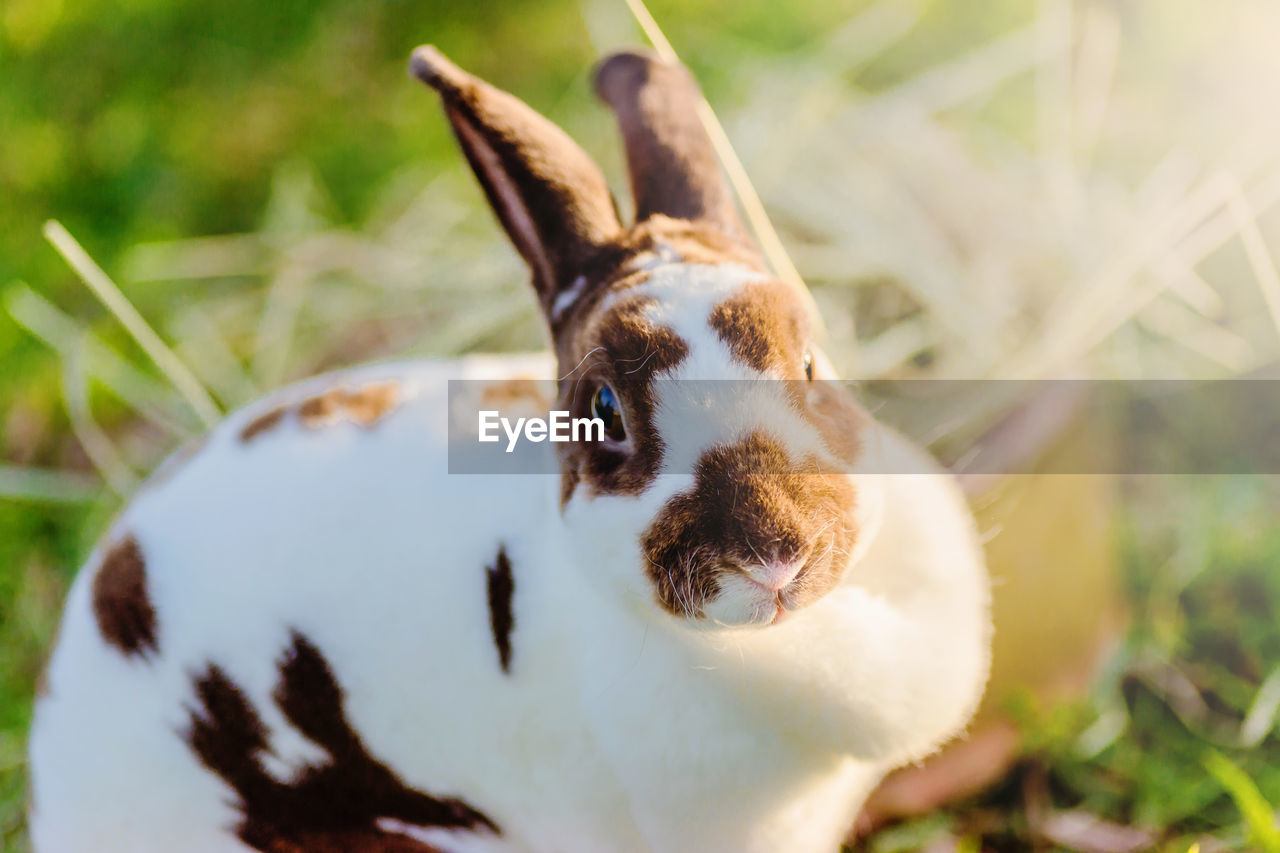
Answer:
[562, 262, 851, 497]
[585, 262, 810, 376]
[648, 275, 837, 479]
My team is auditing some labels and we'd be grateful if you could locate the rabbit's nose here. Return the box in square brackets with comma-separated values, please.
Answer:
[743, 559, 803, 592]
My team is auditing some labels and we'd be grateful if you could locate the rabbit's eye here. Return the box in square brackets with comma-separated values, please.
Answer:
[803, 351, 814, 382]
[592, 385, 627, 442]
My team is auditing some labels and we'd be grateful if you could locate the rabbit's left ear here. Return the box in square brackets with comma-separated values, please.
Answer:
[411, 46, 624, 312]
[594, 50, 752, 248]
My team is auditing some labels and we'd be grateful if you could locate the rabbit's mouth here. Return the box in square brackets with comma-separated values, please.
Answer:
[641, 432, 858, 625]
[718, 583, 793, 628]
[697, 554, 839, 628]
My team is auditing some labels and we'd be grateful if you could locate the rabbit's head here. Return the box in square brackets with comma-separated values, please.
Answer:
[413, 47, 875, 628]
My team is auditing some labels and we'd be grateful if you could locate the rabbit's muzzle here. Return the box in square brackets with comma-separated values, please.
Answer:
[641, 431, 857, 627]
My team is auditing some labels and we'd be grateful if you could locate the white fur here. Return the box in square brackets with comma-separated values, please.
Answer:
[29, 267, 989, 852]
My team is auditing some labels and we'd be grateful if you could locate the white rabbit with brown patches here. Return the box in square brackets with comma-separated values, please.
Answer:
[28, 46, 989, 853]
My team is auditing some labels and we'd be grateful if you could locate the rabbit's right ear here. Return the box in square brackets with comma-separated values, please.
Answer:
[411, 46, 623, 311]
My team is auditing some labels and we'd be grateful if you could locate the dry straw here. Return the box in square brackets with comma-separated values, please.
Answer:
[43, 220, 222, 427]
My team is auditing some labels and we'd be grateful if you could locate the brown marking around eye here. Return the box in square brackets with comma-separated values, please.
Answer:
[240, 407, 288, 443]
[557, 296, 688, 501]
[299, 382, 401, 430]
[186, 632, 500, 852]
[641, 433, 857, 619]
[486, 547, 515, 674]
[92, 534, 158, 657]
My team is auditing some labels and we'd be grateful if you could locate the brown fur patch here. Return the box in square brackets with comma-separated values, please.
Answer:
[253, 828, 452, 852]
[556, 294, 688, 500]
[477, 378, 552, 416]
[628, 216, 762, 270]
[486, 547, 515, 674]
[299, 382, 401, 430]
[709, 281, 865, 466]
[92, 535, 158, 657]
[641, 433, 857, 619]
[186, 632, 499, 852]
[240, 407, 288, 443]
[709, 281, 809, 376]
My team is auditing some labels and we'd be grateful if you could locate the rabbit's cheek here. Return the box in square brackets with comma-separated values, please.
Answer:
[561, 482, 677, 605]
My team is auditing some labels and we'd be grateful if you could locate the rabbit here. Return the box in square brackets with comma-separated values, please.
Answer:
[27, 46, 990, 853]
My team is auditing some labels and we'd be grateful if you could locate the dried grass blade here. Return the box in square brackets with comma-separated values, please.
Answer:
[1224, 177, 1280, 341]
[44, 220, 222, 427]
[1137, 298, 1253, 373]
[0, 465, 101, 504]
[865, 25, 1042, 115]
[253, 262, 312, 388]
[813, 0, 925, 72]
[60, 338, 139, 497]
[5, 283, 199, 436]
[1072, 3, 1119, 166]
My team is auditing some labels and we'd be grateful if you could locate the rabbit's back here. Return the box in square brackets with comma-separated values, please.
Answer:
[28, 355, 638, 853]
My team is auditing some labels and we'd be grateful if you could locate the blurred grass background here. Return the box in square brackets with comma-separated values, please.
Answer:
[3, 0, 1280, 850]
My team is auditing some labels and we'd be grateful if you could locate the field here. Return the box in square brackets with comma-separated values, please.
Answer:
[3, 1, 1280, 850]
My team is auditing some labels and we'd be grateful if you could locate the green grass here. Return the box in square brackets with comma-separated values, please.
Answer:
[849, 477, 1280, 852]
[4, 1, 1280, 851]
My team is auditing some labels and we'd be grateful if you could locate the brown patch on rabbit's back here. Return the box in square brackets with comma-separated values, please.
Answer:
[299, 382, 401, 429]
[186, 632, 499, 852]
[478, 377, 552, 416]
[486, 546, 515, 674]
[238, 381, 402, 446]
[256, 828, 451, 852]
[240, 406, 288, 443]
[92, 535, 159, 657]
